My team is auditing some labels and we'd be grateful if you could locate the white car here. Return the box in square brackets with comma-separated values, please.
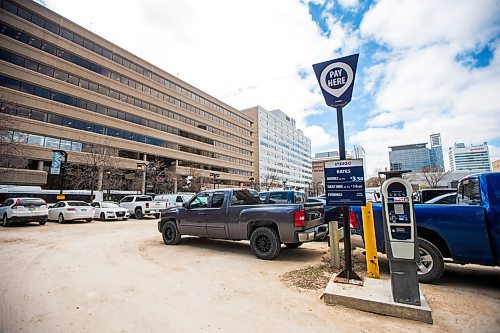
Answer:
[48, 201, 95, 223]
[0, 197, 48, 227]
[91, 201, 130, 221]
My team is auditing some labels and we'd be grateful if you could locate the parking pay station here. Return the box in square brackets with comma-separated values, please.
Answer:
[380, 171, 420, 305]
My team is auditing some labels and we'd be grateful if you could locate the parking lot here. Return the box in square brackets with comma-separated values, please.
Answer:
[1, 219, 499, 332]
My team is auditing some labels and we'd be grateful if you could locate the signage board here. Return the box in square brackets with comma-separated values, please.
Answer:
[312, 54, 359, 107]
[56, 194, 65, 200]
[50, 151, 63, 175]
[324, 159, 366, 206]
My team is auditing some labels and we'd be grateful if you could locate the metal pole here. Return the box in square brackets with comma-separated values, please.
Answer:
[334, 106, 362, 284]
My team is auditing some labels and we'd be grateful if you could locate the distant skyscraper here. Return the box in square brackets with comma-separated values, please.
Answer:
[389, 143, 431, 172]
[429, 133, 445, 171]
[241, 106, 312, 190]
[448, 143, 491, 172]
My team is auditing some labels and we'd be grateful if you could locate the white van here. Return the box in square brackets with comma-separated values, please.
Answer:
[153, 193, 194, 208]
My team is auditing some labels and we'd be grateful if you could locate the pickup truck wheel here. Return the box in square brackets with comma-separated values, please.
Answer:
[284, 242, 303, 249]
[417, 238, 445, 284]
[162, 221, 181, 245]
[250, 227, 281, 260]
[135, 208, 144, 219]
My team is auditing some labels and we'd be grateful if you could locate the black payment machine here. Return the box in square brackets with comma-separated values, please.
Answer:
[380, 171, 420, 306]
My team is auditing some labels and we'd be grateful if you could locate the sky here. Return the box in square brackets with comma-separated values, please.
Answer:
[39, 0, 500, 176]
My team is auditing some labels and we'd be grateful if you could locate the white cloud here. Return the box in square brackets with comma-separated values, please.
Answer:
[351, 0, 500, 174]
[303, 125, 337, 151]
[337, 0, 359, 10]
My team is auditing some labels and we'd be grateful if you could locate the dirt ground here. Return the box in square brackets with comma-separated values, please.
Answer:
[1, 219, 499, 333]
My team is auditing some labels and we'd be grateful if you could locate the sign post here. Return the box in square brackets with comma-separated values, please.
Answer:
[51, 150, 67, 195]
[313, 54, 363, 285]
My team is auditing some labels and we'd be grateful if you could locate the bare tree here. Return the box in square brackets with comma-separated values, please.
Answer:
[0, 114, 29, 173]
[146, 157, 180, 194]
[179, 166, 210, 193]
[64, 143, 119, 199]
[421, 166, 451, 188]
[260, 172, 278, 191]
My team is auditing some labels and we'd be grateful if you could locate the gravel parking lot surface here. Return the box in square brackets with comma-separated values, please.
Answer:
[1, 219, 499, 332]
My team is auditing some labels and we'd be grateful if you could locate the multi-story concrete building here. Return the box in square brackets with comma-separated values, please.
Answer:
[389, 143, 431, 172]
[0, 0, 256, 191]
[241, 106, 311, 190]
[492, 159, 500, 172]
[311, 147, 366, 196]
[448, 142, 491, 172]
[429, 133, 445, 171]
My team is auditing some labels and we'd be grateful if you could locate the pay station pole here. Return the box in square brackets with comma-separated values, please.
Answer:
[334, 106, 362, 284]
[313, 54, 362, 285]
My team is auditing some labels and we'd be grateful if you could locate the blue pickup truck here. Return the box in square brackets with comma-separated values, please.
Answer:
[351, 172, 500, 283]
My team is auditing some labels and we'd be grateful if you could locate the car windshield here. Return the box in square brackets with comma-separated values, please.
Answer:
[68, 201, 90, 207]
[101, 202, 120, 208]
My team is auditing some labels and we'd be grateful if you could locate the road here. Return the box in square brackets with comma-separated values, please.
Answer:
[1, 219, 499, 332]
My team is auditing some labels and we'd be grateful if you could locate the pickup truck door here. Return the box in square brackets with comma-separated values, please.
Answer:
[179, 192, 209, 237]
[205, 191, 228, 238]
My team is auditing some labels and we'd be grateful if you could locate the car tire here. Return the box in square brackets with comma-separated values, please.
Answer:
[2, 214, 10, 227]
[162, 221, 181, 245]
[250, 227, 281, 260]
[39, 219, 47, 226]
[154, 213, 161, 219]
[135, 208, 143, 219]
[284, 242, 303, 249]
[100, 213, 106, 221]
[417, 238, 445, 284]
[58, 213, 65, 224]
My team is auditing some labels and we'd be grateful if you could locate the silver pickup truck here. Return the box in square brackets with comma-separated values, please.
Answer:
[157, 188, 325, 259]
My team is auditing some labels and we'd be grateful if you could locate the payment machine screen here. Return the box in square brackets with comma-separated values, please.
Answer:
[387, 183, 407, 198]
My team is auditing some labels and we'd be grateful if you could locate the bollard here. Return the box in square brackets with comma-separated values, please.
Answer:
[329, 221, 341, 269]
[362, 201, 380, 278]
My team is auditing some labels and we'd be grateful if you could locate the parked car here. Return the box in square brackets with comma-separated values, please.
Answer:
[423, 192, 457, 204]
[153, 193, 194, 208]
[91, 201, 130, 221]
[0, 197, 48, 226]
[119, 195, 166, 218]
[351, 172, 500, 283]
[48, 201, 95, 223]
[158, 188, 325, 259]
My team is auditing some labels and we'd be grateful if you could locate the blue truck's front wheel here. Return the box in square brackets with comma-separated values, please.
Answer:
[417, 238, 445, 283]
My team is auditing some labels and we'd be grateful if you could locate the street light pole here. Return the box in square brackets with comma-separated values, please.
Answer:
[209, 172, 220, 189]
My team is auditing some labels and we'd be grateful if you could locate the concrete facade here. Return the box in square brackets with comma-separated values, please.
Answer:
[0, 0, 256, 189]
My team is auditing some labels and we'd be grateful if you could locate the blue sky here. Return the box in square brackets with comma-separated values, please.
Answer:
[42, 0, 500, 175]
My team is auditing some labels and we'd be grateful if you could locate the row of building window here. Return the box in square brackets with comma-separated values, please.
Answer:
[0, 25, 253, 145]
[1, 128, 252, 181]
[0, 48, 252, 155]
[0, 95, 252, 168]
[1, 0, 252, 128]
[177, 160, 252, 178]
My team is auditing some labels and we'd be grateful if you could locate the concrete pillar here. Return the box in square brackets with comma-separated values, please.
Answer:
[141, 154, 147, 195]
[37, 160, 44, 170]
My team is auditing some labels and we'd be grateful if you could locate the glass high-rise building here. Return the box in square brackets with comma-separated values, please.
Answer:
[242, 106, 312, 190]
[389, 143, 431, 172]
[429, 133, 445, 171]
